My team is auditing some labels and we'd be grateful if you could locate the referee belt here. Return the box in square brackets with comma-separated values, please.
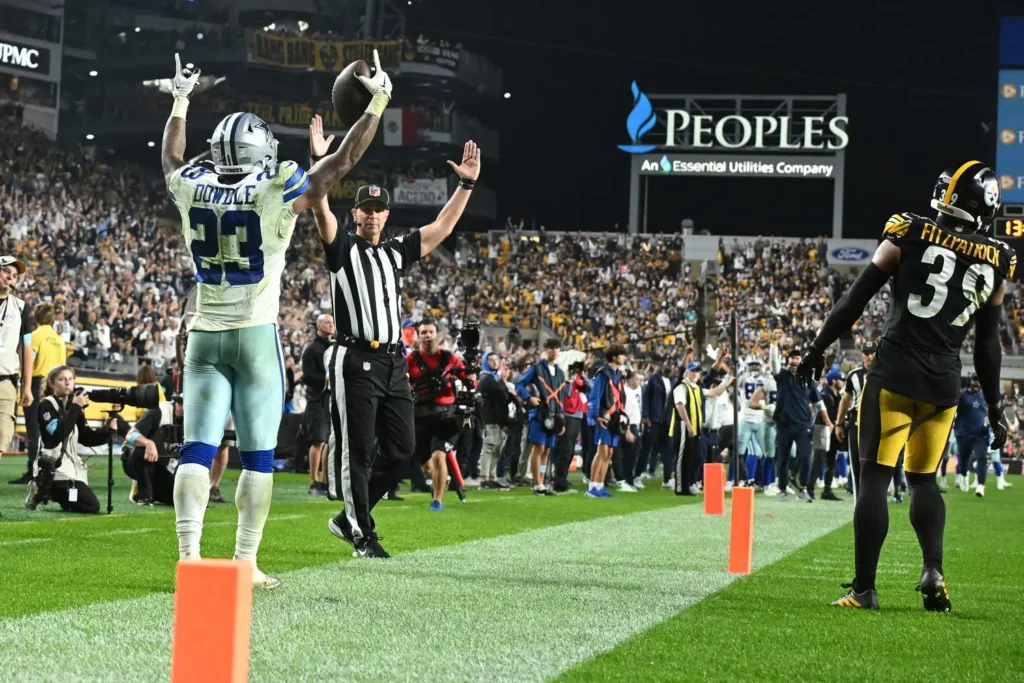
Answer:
[336, 335, 402, 355]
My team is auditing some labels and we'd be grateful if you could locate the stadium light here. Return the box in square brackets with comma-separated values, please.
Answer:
[89, 70, 98, 77]
[298, 21, 309, 31]
[86, 134, 95, 140]
[504, 92, 511, 99]
[148, 141, 155, 147]
[197, 32, 204, 40]
[134, 27, 140, 33]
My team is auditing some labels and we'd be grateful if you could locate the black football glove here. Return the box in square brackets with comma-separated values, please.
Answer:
[796, 347, 825, 388]
[988, 406, 1008, 451]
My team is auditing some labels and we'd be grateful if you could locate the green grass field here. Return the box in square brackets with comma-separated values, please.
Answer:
[1, 456, 1023, 682]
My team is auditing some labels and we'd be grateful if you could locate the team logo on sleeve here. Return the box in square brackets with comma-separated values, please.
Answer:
[883, 213, 910, 238]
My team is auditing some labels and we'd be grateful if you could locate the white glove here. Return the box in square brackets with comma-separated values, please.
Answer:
[355, 49, 393, 100]
[172, 53, 201, 100]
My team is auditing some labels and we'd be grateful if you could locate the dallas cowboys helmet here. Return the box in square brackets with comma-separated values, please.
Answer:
[930, 161, 1001, 234]
[208, 112, 279, 175]
[745, 355, 762, 375]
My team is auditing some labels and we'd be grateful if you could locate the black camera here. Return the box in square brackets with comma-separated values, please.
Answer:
[88, 383, 162, 411]
[457, 320, 482, 375]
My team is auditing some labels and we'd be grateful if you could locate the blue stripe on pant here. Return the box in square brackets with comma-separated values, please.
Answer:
[180, 324, 283, 472]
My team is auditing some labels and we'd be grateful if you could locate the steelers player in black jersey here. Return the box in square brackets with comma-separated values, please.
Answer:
[798, 161, 1015, 612]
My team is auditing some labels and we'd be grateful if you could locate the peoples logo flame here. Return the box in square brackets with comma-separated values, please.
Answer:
[618, 81, 658, 153]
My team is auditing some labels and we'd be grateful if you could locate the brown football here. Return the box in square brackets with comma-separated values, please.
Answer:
[332, 59, 372, 127]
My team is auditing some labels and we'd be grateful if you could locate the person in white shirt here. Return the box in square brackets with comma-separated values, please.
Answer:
[619, 369, 643, 491]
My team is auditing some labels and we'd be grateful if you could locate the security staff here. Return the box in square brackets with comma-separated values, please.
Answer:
[0, 255, 33, 464]
[10, 303, 66, 485]
[673, 362, 732, 495]
[311, 131, 482, 558]
[301, 314, 334, 495]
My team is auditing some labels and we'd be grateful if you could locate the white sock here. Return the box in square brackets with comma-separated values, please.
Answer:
[233, 470, 273, 563]
[174, 463, 212, 560]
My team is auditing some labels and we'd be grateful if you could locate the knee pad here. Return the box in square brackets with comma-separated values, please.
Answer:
[179, 442, 217, 469]
[240, 449, 275, 473]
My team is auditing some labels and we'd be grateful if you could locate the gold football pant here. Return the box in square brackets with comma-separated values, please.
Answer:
[857, 383, 956, 474]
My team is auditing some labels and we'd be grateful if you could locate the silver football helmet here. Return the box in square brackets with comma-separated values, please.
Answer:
[207, 112, 278, 175]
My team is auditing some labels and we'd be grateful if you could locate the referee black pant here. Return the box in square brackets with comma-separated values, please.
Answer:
[326, 344, 415, 542]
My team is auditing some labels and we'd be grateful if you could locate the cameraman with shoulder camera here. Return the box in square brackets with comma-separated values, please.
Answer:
[27, 366, 122, 513]
[476, 351, 516, 489]
[122, 394, 185, 505]
[407, 319, 470, 511]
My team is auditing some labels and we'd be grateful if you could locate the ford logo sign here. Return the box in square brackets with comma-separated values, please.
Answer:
[831, 247, 870, 262]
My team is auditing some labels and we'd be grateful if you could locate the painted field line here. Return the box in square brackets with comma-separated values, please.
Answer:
[0, 538, 53, 547]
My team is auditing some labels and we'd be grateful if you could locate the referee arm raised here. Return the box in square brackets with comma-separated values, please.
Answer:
[308, 115, 481, 558]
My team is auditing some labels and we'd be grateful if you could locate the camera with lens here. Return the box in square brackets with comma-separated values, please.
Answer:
[88, 383, 162, 411]
[457, 320, 482, 375]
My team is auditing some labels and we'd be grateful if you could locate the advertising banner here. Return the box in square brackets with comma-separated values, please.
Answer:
[392, 178, 448, 206]
[636, 154, 837, 178]
[248, 32, 401, 73]
[997, 69, 1024, 204]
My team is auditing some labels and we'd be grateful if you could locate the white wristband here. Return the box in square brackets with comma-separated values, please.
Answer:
[170, 97, 189, 120]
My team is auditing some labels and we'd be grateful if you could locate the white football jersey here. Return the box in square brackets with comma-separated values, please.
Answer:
[737, 372, 776, 424]
[168, 161, 308, 332]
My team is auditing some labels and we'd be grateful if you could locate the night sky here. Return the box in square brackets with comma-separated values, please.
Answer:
[409, 1, 1015, 239]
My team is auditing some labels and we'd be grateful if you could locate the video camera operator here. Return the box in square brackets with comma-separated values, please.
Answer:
[122, 394, 185, 506]
[407, 319, 472, 511]
[476, 351, 516, 489]
[26, 366, 127, 513]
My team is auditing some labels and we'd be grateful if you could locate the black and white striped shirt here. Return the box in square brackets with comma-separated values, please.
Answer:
[323, 230, 422, 344]
[843, 366, 867, 420]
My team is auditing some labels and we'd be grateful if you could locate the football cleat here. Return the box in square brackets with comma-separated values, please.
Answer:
[916, 568, 951, 612]
[252, 566, 282, 590]
[328, 516, 355, 548]
[831, 583, 879, 610]
[354, 536, 391, 559]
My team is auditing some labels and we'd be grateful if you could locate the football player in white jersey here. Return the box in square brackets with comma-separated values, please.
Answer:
[160, 53, 393, 587]
[736, 355, 777, 489]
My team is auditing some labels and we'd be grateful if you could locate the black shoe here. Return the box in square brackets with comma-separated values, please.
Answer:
[481, 480, 501, 489]
[831, 582, 879, 610]
[383, 491, 405, 502]
[354, 535, 390, 558]
[209, 486, 224, 503]
[410, 485, 431, 494]
[9, 473, 31, 485]
[328, 516, 355, 548]
[308, 483, 327, 496]
[916, 568, 951, 612]
[821, 490, 842, 501]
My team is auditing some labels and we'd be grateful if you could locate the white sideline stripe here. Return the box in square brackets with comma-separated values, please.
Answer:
[0, 502, 851, 683]
[88, 528, 157, 538]
[206, 513, 307, 528]
[0, 538, 52, 547]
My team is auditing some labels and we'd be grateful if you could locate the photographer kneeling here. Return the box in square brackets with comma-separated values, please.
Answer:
[407, 319, 471, 511]
[27, 366, 122, 513]
[122, 394, 185, 506]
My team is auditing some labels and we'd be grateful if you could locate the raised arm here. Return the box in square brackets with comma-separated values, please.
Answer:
[161, 54, 201, 184]
[418, 141, 481, 257]
[292, 50, 392, 216]
[306, 114, 340, 245]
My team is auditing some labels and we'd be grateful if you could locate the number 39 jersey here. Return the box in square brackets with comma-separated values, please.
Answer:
[872, 211, 1016, 405]
[168, 161, 308, 332]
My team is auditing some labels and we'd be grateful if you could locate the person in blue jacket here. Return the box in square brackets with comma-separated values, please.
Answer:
[515, 338, 569, 495]
[954, 373, 989, 495]
[587, 345, 631, 498]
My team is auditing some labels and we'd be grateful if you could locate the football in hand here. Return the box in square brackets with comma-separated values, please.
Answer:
[332, 60, 372, 127]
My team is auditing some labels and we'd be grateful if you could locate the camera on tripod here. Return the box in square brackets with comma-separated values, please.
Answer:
[457, 320, 482, 375]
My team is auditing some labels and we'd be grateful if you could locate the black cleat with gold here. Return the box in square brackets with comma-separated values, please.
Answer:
[916, 568, 951, 612]
[831, 582, 879, 610]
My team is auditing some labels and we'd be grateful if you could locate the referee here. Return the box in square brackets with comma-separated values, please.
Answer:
[308, 126, 481, 558]
[835, 340, 875, 492]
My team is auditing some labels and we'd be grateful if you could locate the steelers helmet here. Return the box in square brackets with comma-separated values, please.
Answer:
[930, 161, 1000, 233]
[208, 112, 279, 176]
